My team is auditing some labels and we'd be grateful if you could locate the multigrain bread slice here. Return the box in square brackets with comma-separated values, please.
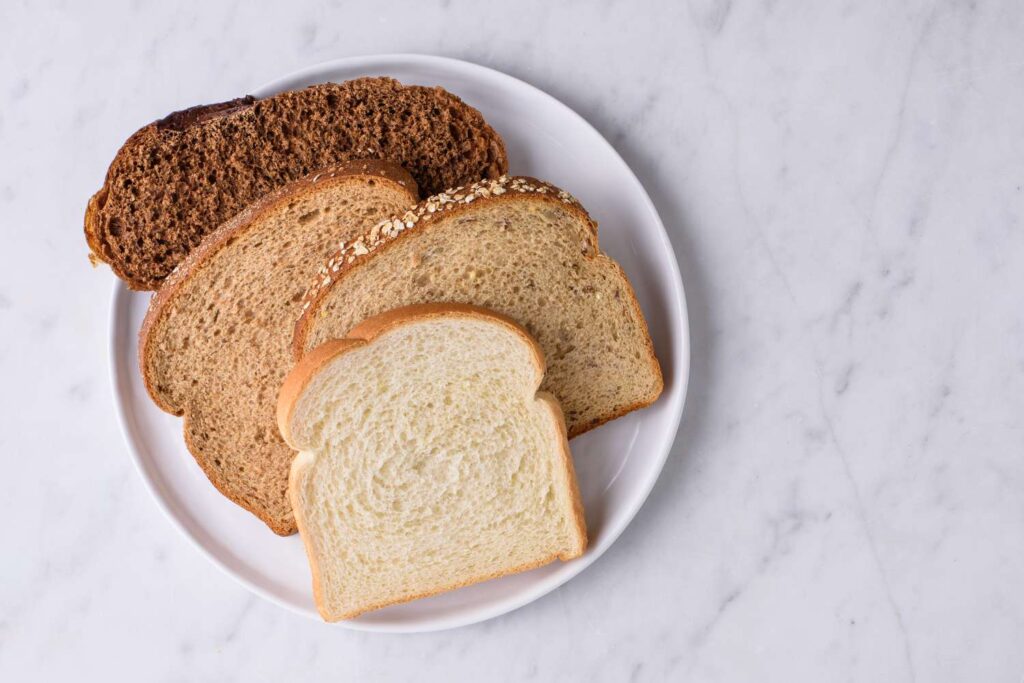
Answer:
[140, 160, 419, 535]
[86, 77, 507, 289]
[294, 176, 663, 437]
[278, 304, 588, 621]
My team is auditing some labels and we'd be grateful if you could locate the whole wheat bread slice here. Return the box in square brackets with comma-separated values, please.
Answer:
[278, 304, 588, 620]
[86, 78, 507, 289]
[140, 160, 419, 535]
[294, 175, 663, 437]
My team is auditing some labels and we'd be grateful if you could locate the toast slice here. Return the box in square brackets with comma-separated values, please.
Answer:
[294, 176, 663, 437]
[86, 78, 507, 289]
[278, 304, 588, 620]
[140, 160, 419, 535]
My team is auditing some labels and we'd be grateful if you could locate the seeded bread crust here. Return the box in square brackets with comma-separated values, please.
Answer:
[140, 159, 418, 535]
[292, 175, 663, 437]
[294, 176, 595, 353]
[278, 304, 588, 620]
[86, 78, 508, 290]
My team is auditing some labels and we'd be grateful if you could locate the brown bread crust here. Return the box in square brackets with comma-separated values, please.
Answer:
[86, 78, 507, 290]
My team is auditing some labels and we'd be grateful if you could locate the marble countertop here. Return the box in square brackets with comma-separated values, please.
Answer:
[3, 1, 1023, 680]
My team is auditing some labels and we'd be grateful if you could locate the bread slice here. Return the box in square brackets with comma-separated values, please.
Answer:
[140, 160, 419, 535]
[86, 77, 508, 290]
[294, 176, 663, 437]
[278, 304, 588, 620]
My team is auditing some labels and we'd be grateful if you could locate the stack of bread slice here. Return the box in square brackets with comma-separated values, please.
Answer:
[86, 78, 507, 290]
[87, 77, 662, 619]
[139, 161, 418, 534]
[295, 174, 663, 438]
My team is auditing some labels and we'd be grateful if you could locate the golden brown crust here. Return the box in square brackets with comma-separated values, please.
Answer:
[83, 188, 107, 270]
[275, 338, 368, 447]
[138, 160, 417, 535]
[536, 392, 589, 553]
[320, 551, 576, 622]
[278, 303, 587, 620]
[292, 175, 663, 437]
[287, 452, 325, 609]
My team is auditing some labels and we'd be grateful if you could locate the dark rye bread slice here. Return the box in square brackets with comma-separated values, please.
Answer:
[86, 77, 507, 290]
[294, 176, 663, 437]
[140, 160, 419, 535]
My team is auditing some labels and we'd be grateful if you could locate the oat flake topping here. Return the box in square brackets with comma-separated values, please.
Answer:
[299, 175, 584, 307]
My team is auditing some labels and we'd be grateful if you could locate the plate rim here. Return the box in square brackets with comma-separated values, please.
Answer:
[108, 53, 690, 632]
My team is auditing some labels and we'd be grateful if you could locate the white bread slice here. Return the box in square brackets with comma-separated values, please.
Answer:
[294, 175, 663, 438]
[140, 160, 419, 535]
[278, 304, 588, 621]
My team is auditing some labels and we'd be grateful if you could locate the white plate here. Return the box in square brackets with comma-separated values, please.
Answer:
[109, 54, 689, 632]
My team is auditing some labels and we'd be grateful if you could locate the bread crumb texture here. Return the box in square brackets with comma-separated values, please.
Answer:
[88, 78, 507, 289]
[299, 175, 663, 437]
[142, 172, 417, 534]
[287, 314, 586, 619]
